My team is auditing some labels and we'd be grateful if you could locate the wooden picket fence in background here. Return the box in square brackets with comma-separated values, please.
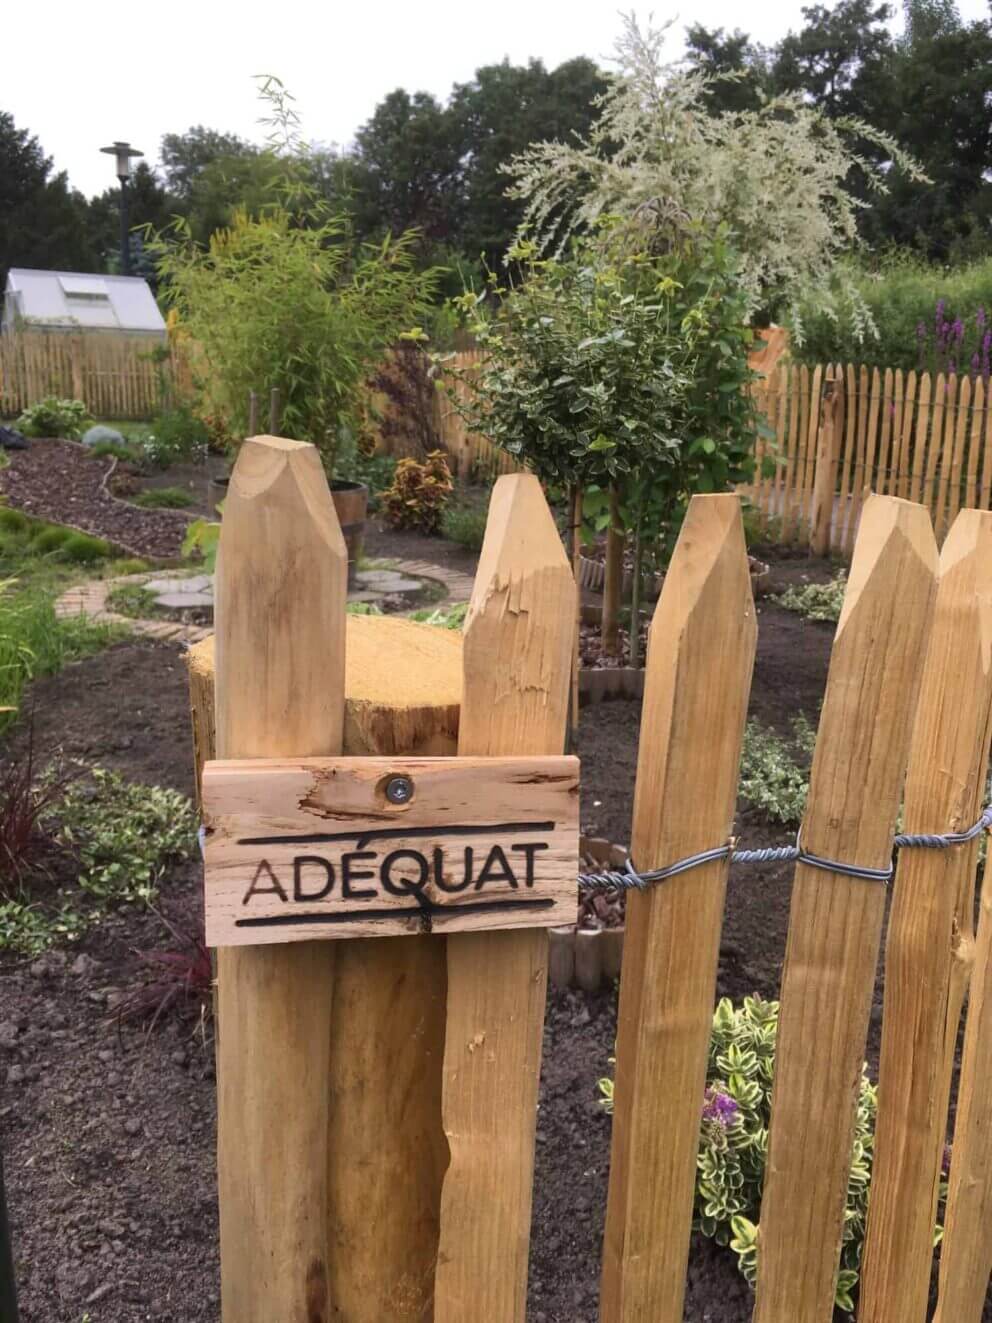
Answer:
[747, 363, 992, 554]
[187, 434, 992, 1322]
[0, 332, 185, 420]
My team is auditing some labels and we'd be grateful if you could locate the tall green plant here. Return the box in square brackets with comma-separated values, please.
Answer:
[151, 78, 438, 473]
[153, 210, 437, 472]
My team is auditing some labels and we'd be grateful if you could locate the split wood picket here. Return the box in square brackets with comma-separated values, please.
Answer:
[748, 364, 992, 554]
[193, 440, 992, 1322]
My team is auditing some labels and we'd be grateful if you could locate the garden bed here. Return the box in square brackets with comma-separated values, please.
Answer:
[0, 440, 193, 561]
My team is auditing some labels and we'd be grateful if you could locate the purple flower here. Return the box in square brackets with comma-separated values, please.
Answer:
[973, 353, 982, 376]
[953, 317, 965, 342]
[936, 298, 946, 320]
[942, 1144, 952, 1177]
[978, 307, 986, 332]
[984, 332, 991, 353]
[702, 1087, 740, 1129]
[949, 361, 957, 378]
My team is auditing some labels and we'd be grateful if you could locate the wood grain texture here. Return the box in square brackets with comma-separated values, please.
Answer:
[599, 493, 757, 1323]
[935, 882, 992, 1321]
[202, 754, 579, 943]
[434, 473, 575, 1323]
[859, 508, 992, 1323]
[753, 494, 938, 1323]
[213, 434, 347, 1323]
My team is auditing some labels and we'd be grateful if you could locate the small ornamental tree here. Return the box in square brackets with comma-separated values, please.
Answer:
[441, 224, 763, 657]
[506, 14, 927, 339]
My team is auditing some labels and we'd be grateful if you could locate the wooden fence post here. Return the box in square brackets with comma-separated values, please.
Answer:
[753, 494, 938, 1323]
[858, 508, 992, 1323]
[213, 435, 347, 1322]
[935, 880, 992, 1320]
[247, 390, 258, 438]
[810, 368, 842, 556]
[269, 387, 282, 435]
[599, 493, 756, 1322]
[434, 473, 575, 1322]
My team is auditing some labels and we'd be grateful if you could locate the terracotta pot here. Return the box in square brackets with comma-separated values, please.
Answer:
[330, 480, 368, 585]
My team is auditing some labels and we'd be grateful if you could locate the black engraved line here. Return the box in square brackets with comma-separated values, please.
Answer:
[237, 820, 557, 849]
[234, 896, 556, 928]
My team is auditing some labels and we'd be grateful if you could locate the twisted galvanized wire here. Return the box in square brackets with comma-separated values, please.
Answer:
[577, 804, 992, 895]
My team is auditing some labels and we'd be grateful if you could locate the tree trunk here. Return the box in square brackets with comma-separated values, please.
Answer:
[601, 485, 624, 658]
[629, 524, 644, 670]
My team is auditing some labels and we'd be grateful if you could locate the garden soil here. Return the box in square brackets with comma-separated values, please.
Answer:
[2, 583, 987, 1320]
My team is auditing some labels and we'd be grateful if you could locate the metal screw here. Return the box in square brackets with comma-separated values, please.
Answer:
[385, 775, 414, 805]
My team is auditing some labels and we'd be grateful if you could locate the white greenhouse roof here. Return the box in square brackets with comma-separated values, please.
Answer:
[3, 268, 166, 335]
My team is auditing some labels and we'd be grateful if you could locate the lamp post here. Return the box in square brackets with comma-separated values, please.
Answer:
[100, 141, 144, 276]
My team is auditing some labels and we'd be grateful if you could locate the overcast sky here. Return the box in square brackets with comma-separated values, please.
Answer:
[8, 0, 991, 199]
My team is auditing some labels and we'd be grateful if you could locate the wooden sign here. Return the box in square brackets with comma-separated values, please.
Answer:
[202, 754, 579, 946]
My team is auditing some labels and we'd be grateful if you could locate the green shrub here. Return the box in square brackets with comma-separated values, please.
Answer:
[335, 451, 398, 512]
[109, 557, 149, 576]
[379, 451, 453, 533]
[0, 585, 124, 722]
[87, 440, 140, 462]
[139, 406, 211, 468]
[132, 486, 194, 509]
[775, 572, 847, 623]
[739, 716, 816, 825]
[56, 767, 196, 903]
[31, 526, 73, 554]
[0, 509, 28, 534]
[60, 534, 112, 564]
[346, 601, 382, 616]
[441, 502, 487, 551]
[16, 397, 91, 441]
[599, 995, 895, 1315]
[792, 255, 992, 371]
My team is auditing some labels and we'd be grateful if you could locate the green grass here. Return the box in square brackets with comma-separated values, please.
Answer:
[441, 501, 488, 551]
[410, 601, 469, 630]
[0, 585, 127, 727]
[132, 486, 195, 510]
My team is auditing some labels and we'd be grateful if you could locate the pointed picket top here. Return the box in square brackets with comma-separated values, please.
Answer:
[215, 433, 347, 760]
[860, 507, 992, 1323]
[436, 472, 574, 1321]
[212, 433, 347, 1322]
[460, 472, 576, 758]
[754, 494, 938, 1323]
[601, 493, 756, 1322]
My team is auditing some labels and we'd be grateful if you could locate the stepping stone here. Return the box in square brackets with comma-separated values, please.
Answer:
[368, 576, 424, 594]
[153, 591, 215, 609]
[354, 569, 410, 587]
[145, 574, 213, 595]
[346, 591, 385, 604]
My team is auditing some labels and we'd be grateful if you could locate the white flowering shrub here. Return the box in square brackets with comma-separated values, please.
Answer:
[738, 715, 816, 824]
[507, 16, 926, 339]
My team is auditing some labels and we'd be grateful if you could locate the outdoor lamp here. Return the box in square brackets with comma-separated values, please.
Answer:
[100, 141, 144, 276]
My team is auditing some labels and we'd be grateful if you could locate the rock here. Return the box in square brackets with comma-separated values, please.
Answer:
[71, 953, 99, 978]
[123, 1118, 141, 1137]
[0, 426, 28, 451]
[85, 1282, 114, 1305]
[145, 575, 212, 595]
[153, 590, 214, 609]
[82, 425, 125, 449]
[6, 1065, 25, 1084]
[0, 1021, 18, 1049]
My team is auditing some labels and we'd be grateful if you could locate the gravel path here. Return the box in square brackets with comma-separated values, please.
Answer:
[0, 439, 192, 560]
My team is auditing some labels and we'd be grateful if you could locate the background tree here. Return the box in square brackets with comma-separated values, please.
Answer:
[0, 112, 98, 286]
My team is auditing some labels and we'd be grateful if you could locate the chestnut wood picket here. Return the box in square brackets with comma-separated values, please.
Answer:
[193, 443, 992, 1323]
[748, 364, 992, 554]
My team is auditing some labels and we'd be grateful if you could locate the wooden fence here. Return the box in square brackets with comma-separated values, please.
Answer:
[0, 331, 181, 420]
[186, 436, 992, 1322]
[747, 363, 992, 554]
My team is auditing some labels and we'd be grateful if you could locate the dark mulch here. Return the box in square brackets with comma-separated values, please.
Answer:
[0, 440, 192, 561]
[2, 553, 984, 1322]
